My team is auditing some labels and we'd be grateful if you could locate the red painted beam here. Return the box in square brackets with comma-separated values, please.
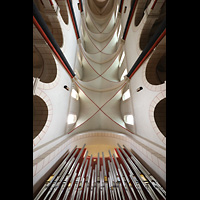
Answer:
[127, 18, 166, 79]
[151, 0, 158, 9]
[78, 0, 83, 12]
[33, 16, 74, 78]
[66, 0, 80, 40]
[119, 0, 125, 13]
[49, 0, 53, 6]
[128, 28, 166, 79]
[122, 0, 138, 40]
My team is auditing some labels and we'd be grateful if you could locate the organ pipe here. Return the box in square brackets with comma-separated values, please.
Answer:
[34, 144, 166, 200]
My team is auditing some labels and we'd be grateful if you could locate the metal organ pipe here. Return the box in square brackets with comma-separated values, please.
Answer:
[34, 146, 77, 200]
[34, 144, 166, 200]
[122, 145, 166, 199]
[102, 152, 109, 200]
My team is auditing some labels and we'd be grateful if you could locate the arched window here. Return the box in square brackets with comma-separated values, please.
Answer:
[146, 50, 166, 85]
[57, 0, 69, 25]
[33, 95, 48, 139]
[33, 44, 57, 83]
[124, 114, 134, 125]
[134, 0, 151, 26]
[34, 0, 63, 47]
[139, 1, 166, 50]
[154, 98, 166, 137]
[67, 114, 77, 124]
[33, 46, 44, 79]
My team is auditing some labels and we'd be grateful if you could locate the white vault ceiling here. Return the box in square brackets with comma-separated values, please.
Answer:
[67, 0, 134, 137]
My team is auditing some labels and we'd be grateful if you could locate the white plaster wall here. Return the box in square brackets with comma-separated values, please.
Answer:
[119, 0, 166, 147]
[33, 0, 81, 146]
[33, 130, 166, 193]
[33, 0, 166, 191]
[33, 0, 82, 188]
[129, 62, 166, 147]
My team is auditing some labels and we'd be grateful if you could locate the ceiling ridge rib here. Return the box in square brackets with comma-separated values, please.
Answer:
[89, 0, 101, 15]
[76, 78, 127, 92]
[82, 16, 120, 43]
[86, 0, 116, 22]
[79, 42, 124, 64]
[100, 109, 135, 135]
[86, 0, 115, 33]
[83, 24, 117, 53]
[66, 79, 133, 135]
[67, 109, 100, 135]
[99, 0, 111, 15]
[79, 44, 123, 83]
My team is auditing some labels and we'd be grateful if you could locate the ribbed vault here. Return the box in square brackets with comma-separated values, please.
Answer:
[67, 0, 133, 137]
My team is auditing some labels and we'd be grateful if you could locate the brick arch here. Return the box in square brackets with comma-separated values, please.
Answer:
[33, 130, 166, 186]
[134, 0, 151, 27]
[34, 0, 64, 47]
[56, 0, 69, 25]
[149, 91, 166, 144]
[139, 0, 166, 50]
[142, 35, 166, 91]
[34, 43, 58, 84]
[33, 95, 48, 139]
[33, 46, 44, 78]
[33, 30, 61, 89]
[154, 98, 166, 137]
[33, 89, 53, 147]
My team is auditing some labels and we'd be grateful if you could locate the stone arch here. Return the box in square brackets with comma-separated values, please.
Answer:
[142, 35, 166, 91]
[149, 92, 166, 144]
[145, 50, 166, 85]
[57, 0, 69, 25]
[33, 89, 53, 147]
[134, 0, 151, 27]
[33, 95, 48, 139]
[139, 1, 166, 50]
[33, 46, 44, 79]
[33, 43, 57, 84]
[34, 0, 63, 47]
[154, 98, 166, 137]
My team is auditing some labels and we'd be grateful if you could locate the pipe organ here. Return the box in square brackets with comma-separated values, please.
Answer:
[34, 144, 166, 200]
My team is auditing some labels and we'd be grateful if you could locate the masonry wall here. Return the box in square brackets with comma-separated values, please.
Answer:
[33, 0, 166, 193]
[33, 0, 82, 191]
